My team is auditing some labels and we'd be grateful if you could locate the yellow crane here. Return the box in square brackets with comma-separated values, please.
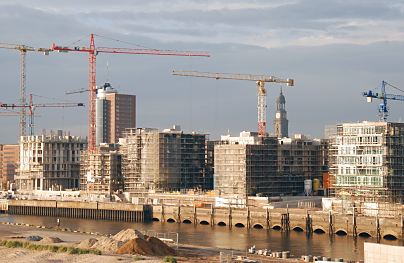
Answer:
[0, 43, 52, 138]
[172, 70, 294, 137]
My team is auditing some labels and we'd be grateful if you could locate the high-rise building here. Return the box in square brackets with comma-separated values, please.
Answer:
[121, 126, 208, 193]
[16, 131, 86, 191]
[0, 144, 19, 190]
[95, 83, 136, 145]
[329, 121, 404, 203]
[273, 88, 288, 138]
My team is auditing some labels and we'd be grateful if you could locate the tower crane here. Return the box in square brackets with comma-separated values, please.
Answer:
[172, 70, 294, 137]
[51, 33, 210, 152]
[363, 80, 404, 121]
[0, 43, 52, 138]
[0, 94, 84, 136]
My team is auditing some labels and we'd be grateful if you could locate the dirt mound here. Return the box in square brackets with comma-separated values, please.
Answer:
[147, 236, 176, 256]
[115, 238, 154, 255]
[39, 236, 63, 243]
[115, 237, 175, 256]
[113, 229, 145, 242]
[91, 236, 123, 253]
[77, 238, 98, 249]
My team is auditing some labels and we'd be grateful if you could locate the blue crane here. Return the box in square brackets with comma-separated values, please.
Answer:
[363, 80, 404, 121]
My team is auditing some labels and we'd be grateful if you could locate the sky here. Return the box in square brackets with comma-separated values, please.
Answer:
[1, 0, 404, 143]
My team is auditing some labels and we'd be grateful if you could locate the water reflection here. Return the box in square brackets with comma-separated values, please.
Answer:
[0, 214, 400, 261]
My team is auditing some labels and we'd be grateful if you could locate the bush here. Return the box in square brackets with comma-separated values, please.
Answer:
[0, 239, 101, 256]
[163, 256, 177, 263]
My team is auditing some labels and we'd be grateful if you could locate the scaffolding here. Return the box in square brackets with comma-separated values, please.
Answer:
[80, 144, 123, 196]
[121, 127, 208, 194]
[329, 121, 404, 204]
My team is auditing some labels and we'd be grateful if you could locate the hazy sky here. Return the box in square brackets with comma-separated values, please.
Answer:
[1, 0, 404, 143]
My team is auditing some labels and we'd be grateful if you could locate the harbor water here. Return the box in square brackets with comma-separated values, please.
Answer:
[0, 214, 401, 261]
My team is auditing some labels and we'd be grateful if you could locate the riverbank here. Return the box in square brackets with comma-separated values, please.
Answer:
[0, 223, 306, 262]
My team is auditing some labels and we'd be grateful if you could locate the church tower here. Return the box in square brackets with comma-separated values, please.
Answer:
[274, 88, 288, 138]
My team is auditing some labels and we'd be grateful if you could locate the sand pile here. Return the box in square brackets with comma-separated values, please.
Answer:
[39, 237, 63, 243]
[77, 238, 98, 249]
[113, 229, 144, 242]
[116, 238, 154, 255]
[91, 236, 124, 253]
[115, 231, 175, 256]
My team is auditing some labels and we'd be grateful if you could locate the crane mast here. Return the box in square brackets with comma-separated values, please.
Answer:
[51, 33, 210, 152]
[172, 70, 294, 137]
[0, 43, 52, 139]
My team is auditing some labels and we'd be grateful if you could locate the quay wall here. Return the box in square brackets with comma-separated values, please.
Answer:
[1, 200, 151, 222]
[152, 205, 404, 240]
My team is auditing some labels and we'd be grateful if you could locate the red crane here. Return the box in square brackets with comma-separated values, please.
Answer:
[1, 94, 84, 136]
[51, 33, 210, 152]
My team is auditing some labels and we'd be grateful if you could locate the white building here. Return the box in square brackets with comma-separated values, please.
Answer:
[16, 131, 86, 191]
[329, 121, 404, 203]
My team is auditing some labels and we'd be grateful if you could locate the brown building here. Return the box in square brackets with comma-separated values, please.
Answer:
[0, 144, 19, 190]
[96, 83, 136, 145]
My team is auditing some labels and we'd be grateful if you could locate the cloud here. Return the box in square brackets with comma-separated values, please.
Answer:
[1, 1, 404, 143]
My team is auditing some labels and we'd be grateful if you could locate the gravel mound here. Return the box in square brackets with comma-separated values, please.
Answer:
[25, 236, 43, 241]
[39, 237, 63, 243]
[91, 236, 123, 253]
[113, 229, 145, 242]
[77, 238, 98, 249]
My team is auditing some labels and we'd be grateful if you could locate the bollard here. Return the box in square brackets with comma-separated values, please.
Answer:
[282, 251, 290, 259]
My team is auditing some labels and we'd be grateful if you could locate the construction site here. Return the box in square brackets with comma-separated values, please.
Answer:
[120, 126, 209, 195]
[0, 33, 403, 219]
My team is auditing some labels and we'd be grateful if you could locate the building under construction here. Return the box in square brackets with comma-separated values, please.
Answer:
[79, 144, 123, 197]
[121, 126, 208, 193]
[214, 131, 327, 198]
[328, 121, 404, 204]
[16, 131, 86, 191]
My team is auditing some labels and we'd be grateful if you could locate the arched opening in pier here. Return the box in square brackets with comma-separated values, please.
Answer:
[383, 234, 397, 240]
[152, 218, 160, 222]
[335, 230, 347, 236]
[235, 223, 245, 228]
[182, 219, 192, 224]
[314, 228, 326, 234]
[272, 225, 282, 231]
[166, 218, 176, 223]
[217, 222, 226, 227]
[358, 232, 371, 238]
[292, 226, 304, 232]
[253, 224, 264, 229]
[200, 220, 210, 225]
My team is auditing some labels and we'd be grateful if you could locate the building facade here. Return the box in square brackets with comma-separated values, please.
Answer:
[16, 131, 86, 191]
[329, 121, 404, 203]
[95, 83, 136, 145]
[121, 126, 208, 193]
[0, 144, 19, 190]
[214, 140, 278, 198]
[80, 144, 123, 196]
[214, 132, 327, 198]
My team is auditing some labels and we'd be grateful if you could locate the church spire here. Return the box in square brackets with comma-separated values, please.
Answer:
[274, 88, 288, 138]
